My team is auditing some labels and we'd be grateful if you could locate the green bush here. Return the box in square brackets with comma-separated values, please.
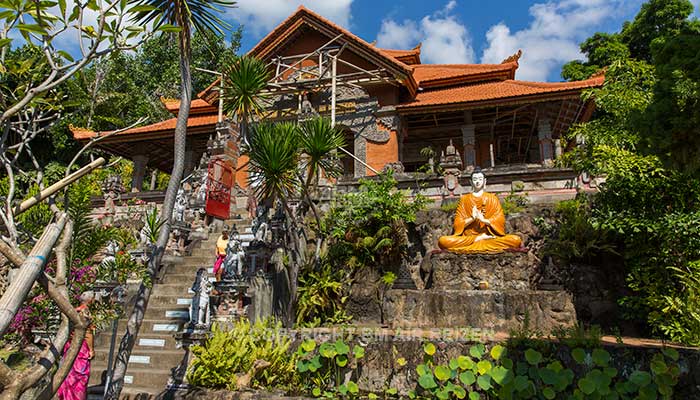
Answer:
[323, 173, 428, 271]
[544, 197, 617, 264]
[295, 338, 365, 398]
[187, 319, 297, 390]
[296, 262, 352, 327]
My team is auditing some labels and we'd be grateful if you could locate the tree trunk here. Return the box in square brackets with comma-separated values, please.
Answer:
[105, 31, 192, 400]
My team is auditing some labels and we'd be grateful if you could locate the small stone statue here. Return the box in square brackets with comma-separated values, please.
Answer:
[251, 203, 269, 242]
[101, 240, 119, 267]
[189, 267, 212, 329]
[101, 175, 124, 225]
[139, 224, 152, 248]
[173, 188, 187, 223]
[438, 167, 522, 254]
[222, 231, 245, 280]
[195, 173, 208, 205]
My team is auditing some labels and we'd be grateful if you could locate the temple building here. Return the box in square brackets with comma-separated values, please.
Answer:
[72, 6, 604, 200]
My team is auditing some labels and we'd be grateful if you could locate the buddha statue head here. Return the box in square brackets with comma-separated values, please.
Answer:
[470, 167, 486, 193]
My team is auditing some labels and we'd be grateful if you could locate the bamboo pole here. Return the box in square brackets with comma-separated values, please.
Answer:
[0, 213, 68, 335]
[14, 157, 105, 215]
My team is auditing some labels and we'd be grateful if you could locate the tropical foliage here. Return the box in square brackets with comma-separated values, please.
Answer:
[558, 0, 700, 344]
[187, 319, 297, 390]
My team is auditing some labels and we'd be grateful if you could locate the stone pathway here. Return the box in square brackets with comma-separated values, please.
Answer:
[88, 217, 253, 398]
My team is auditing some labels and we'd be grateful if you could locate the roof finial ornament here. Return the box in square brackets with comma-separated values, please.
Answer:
[590, 67, 607, 79]
[501, 49, 522, 65]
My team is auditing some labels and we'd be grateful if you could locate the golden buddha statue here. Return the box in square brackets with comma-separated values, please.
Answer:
[438, 168, 522, 254]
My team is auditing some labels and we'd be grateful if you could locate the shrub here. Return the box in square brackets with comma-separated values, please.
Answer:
[323, 173, 428, 271]
[296, 262, 352, 327]
[187, 319, 296, 390]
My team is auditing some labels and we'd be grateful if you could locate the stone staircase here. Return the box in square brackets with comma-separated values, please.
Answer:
[89, 218, 254, 398]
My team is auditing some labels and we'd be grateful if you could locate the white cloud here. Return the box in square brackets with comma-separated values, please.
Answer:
[481, 0, 629, 81]
[376, 1, 475, 64]
[228, 0, 353, 36]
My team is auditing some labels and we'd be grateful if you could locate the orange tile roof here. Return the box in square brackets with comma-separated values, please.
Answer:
[71, 114, 219, 140]
[161, 98, 217, 115]
[398, 75, 605, 110]
[378, 44, 421, 65]
[412, 63, 517, 88]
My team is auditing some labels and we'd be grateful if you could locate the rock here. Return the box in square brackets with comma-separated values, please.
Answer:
[424, 252, 537, 291]
[383, 289, 577, 332]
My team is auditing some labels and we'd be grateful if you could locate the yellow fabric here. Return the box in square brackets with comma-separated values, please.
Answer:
[216, 236, 228, 256]
[438, 192, 522, 254]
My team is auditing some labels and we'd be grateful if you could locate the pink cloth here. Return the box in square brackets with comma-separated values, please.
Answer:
[57, 339, 91, 400]
[213, 254, 225, 275]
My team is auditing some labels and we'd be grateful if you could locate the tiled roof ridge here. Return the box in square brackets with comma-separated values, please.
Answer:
[506, 75, 605, 89]
[247, 5, 414, 77]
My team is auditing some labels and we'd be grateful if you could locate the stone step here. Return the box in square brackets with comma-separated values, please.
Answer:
[94, 333, 179, 350]
[148, 294, 193, 307]
[115, 318, 186, 334]
[93, 348, 185, 367]
[89, 366, 172, 390]
[152, 283, 198, 296]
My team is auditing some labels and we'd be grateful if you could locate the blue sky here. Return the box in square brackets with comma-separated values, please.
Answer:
[229, 0, 700, 82]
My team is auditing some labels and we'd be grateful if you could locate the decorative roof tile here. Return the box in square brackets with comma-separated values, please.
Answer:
[71, 114, 219, 140]
[398, 75, 605, 110]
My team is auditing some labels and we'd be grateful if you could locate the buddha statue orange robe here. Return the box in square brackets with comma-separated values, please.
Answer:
[438, 192, 522, 254]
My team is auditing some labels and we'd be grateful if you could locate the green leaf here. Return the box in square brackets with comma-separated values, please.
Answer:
[334, 339, 350, 355]
[449, 358, 460, 371]
[490, 366, 509, 385]
[490, 345, 505, 360]
[435, 365, 452, 382]
[158, 23, 182, 32]
[353, 345, 365, 359]
[17, 24, 47, 35]
[396, 357, 407, 367]
[424, 342, 436, 356]
[476, 360, 492, 375]
[338, 384, 348, 395]
[543, 387, 556, 399]
[296, 359, 308, 372]
[514, 375, 529, 392]
[629, 371, 652, 387]
[469, 344, 485, 358]
[592, 348, 611, 367]
[578, 378, 596, 395]
[459, 371, 476, 386]
[524, 349, 542, 366]
[0, 38, 11, 49]
[662, 348, 679, 361]
[416, 364, 430, 376]
[336, 354, 348, 367]
[476, 375, 492, 390]
[319, 342, 337, 358]
[347, 381, 359, 393]
[571, 348, 587, 364]
[458, 355, 474, 371]
[56, 50, 74, 62]
[312, 387, 321, 397]
[129, 4, 157, 12]
[469, 392, 480, 400]
[301, 339, 316, 352]
[418, 374, 438, 389]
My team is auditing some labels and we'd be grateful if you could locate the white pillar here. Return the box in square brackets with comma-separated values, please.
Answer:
[131, 154, 148, 192]
[331, 55, 337, 127]
[538, 119, 554, 166]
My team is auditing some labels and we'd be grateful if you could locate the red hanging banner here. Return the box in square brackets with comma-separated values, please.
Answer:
[205, 158, 233, 220]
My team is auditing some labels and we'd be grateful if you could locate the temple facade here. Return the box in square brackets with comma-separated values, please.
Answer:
[72, 6, 603, 200]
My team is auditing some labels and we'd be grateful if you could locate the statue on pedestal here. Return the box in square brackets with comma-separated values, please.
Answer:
[439, 140, 464, 198]
[173, 188, 187, 223]
[101, 175, 124, 225]
[438, 167, 522, 254]
[189, 267, 212, 329]
[222, 230, 245, 280]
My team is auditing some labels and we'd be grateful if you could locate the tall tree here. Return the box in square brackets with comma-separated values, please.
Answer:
[222, 55, 271, 144]
[105, 1, 235, 398]
[561, 33, 629, 81]
[636, 22, 700, 176]
[620, 0, 695, 62]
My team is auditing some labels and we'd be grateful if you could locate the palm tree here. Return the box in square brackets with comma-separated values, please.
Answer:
[222, 55, 270, 144]
[246, 117, 344, 325]
[105, 1, 235, 397]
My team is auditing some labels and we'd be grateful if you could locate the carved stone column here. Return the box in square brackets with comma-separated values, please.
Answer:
[461, 124, 476, 171]
[131, 154, 148, 192]
[439, 140, 464, 200]
[538, 119, 554, 167]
